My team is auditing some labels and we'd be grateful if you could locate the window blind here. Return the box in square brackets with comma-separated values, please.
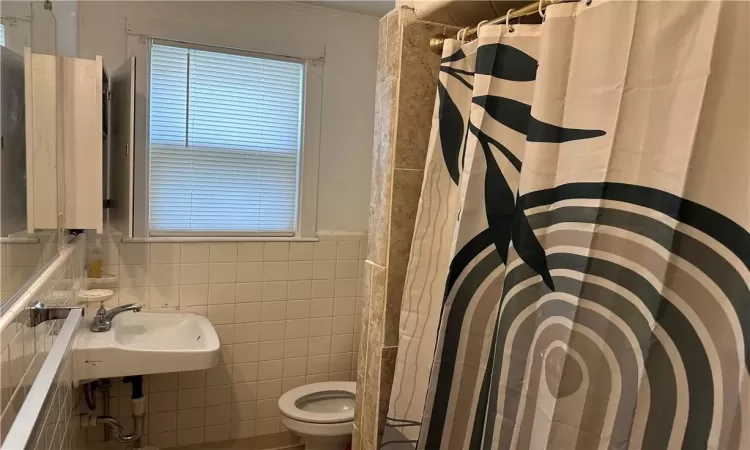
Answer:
[149, 43, 304, 234]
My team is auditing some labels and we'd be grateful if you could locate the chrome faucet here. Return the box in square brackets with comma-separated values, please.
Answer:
[90, 303, 142, 332]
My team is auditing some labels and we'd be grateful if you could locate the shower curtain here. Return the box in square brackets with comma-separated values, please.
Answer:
[383, 1, 749, 449]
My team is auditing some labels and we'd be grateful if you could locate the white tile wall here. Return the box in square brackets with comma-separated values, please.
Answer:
[26, 349, 77, 450]
[0, 232, 59, 302]
[83, 232, 366, 448]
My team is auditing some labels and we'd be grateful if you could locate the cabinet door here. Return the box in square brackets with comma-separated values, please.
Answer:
[109, 57, 136, 237]
[24, 49, 58, 232]
[62, 55, 103, 232]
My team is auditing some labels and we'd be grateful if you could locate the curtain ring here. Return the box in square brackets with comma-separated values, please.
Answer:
[476, 20, 489, 37]
[538, 0, 546, 21]
[506, 9, 516, 33]
[457, 27, 470, 41]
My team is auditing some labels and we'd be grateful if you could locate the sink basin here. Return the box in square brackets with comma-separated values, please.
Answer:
[72, 312, 220, 383]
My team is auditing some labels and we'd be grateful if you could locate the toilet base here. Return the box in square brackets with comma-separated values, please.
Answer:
[280, 416, 352, 450]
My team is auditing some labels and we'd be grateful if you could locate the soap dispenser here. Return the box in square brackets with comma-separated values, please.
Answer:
[89, 246, 104, 279]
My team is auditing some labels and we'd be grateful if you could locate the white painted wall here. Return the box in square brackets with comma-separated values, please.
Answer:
[77, 1, 378, 234]
[0, 0, 77, 57]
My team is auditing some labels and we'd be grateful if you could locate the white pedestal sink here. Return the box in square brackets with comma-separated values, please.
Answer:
[72, 312, 220, 383]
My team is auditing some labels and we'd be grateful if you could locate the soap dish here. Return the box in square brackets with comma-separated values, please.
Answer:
[85, 273, 118, 289]
[78, 289, 114, 304]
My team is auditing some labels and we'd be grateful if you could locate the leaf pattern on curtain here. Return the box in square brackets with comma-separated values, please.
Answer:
[439, 43, 605, 291]
[437, 82, 465, 184]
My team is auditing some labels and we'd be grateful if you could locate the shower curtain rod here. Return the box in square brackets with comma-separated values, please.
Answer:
[429, 0, 571, 54]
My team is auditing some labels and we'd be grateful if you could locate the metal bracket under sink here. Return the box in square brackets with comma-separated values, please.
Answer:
[26, 301, 84, 327]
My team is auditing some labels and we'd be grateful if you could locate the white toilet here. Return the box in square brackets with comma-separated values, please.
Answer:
[278, 381, 356, 450]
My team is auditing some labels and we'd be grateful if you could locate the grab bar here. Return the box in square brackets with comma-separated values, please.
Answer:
[1, 308, 83, 450]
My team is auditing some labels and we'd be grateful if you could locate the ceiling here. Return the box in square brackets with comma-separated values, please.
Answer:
[298, 1, 539, 25]
[402, 0, 540, 27]
[303, 1, 396, 17]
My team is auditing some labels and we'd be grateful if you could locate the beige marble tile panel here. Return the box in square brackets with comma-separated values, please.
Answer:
[385, 169, 423, 347]
[360, 262, 386, 445]
[393, 18, 442, 170]
[358, 261, 375, 362]
[360, 261, 375, 342]
[352, 424, 363, 450]
[354, 320, 367, 425]
[378, 346, 398, 437]
[356, 331, 370, 388]
[360, 430, 377, 450]
[384, 9, 402, 84]
[367, 80, 395, 267]
[354, 378, 365, 431]
[361, 343, 382, 446]
[355, 261, 374, 430]
[367, 263, 386, 352]
[377, 13, 389, 85]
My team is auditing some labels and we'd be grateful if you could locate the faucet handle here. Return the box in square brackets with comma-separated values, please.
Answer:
[95, 304, 108, 317]
[91, 304, 112, 332]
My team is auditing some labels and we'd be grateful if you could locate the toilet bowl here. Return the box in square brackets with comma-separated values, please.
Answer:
[278, 381, 356, 450]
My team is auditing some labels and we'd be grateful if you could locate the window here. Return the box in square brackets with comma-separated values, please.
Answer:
[148, 42, 304, 236]
[0, 24, 5, 47]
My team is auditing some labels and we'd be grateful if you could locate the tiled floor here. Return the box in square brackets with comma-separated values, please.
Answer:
[175, 431, 302, 449]
[84, 431, 303, 450]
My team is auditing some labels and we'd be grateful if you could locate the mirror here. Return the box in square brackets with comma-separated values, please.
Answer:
[0, 1, 61, 304]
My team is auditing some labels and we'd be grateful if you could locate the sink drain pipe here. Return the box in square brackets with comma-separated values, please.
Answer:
[90, 376, 145, 444]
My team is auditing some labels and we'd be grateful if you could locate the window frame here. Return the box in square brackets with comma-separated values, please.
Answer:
[133, 37, 321, 239]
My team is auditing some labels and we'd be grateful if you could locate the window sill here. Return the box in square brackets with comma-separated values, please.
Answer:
[122, 236, 320, 243]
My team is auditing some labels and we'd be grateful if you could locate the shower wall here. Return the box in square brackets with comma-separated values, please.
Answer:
[353, 8, 451, 450]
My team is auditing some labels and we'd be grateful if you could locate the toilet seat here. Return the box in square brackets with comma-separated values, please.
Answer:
[278, 381, 356, 424]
